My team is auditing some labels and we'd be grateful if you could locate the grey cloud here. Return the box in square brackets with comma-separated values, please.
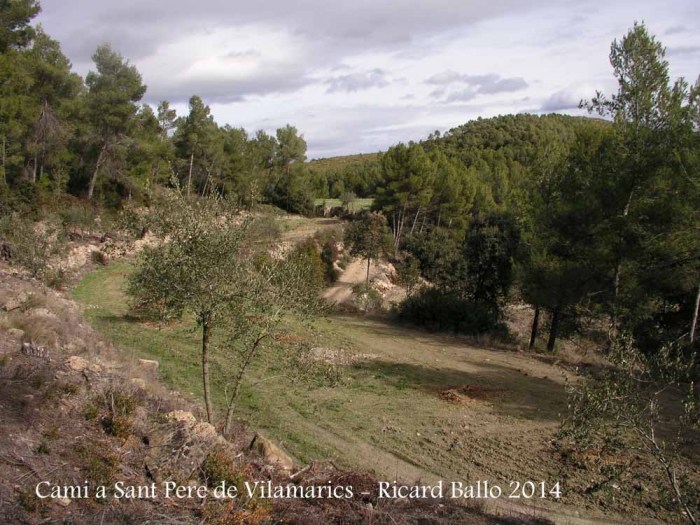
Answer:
[478, 76, 528, 94]
[445, 88, 478, 103]
[144, 71, 314, 105]
[667, 45, 700, 57]
[39, 0, 559, 62]
[37, 0, 557, 103]
[427, 71, 527, 92]
[430, 72, 528, 102]
[426, 70, 464, 85]
[325, 69, 390, 93]
[664, 25, 687, 35]
[539, 88, 582, 112]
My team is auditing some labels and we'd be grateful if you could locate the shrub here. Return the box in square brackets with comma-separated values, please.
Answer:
[320, 237, 340, 283]
[85, 386, 140, 438]
[91, 250, 109, 266]
[396, 287, 500, 334]
[74, 439, 119, 491]
[0, 213, 66, 278]
[351, 282, 383, 313]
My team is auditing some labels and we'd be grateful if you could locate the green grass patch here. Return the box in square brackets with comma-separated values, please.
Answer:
[313, 198, 373, 212]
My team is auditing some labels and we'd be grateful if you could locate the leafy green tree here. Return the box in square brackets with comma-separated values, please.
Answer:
[84, 44, 146, 199]
[156, 100, 177, 139]
[0, 0, 39, 53]
[173, 95, 223, 196]
[127, 192, 318, 431]
[582, 22, 700, 347]
[459, 212, 520, 319]
[344, 211, 393, 284]
[273, 124, 307, 211]
[564, 337, 698, 524]
[375, 142, 435, 249]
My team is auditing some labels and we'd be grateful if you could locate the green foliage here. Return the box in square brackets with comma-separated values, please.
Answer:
[127, 191, 320, 430]
[307, 153, 381, 199]
[319, 235, 340, 283]
[396, 287, 499, 334]
[287, 238, 326, 291]
[562, 335, 698, 521]
[460, 212, 520, 311]
[0, 212, 65, 278]
[344, 211, 393, 283]
[0, 0, 40, 52]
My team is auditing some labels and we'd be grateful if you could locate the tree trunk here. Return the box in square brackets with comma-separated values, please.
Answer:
[187, 152, 194, 197]
[529, 306, 540, 349]
[88, 144, 107, 200]
[1, 136, 5, 184]
[547, 307, 561, 352]
[410, 206, 421, 236]
[609, 189, 634, 342]
[223, 332, 267, 436]
[201, 316, 213, 424]
[366, 257, 371, 285]
[32, 153, 37, 183]
[691, 280, 700, 344]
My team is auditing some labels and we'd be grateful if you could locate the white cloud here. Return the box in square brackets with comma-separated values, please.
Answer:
[37, 0, 700, 157]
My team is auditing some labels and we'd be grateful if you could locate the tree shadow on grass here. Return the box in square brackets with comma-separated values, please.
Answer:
[351, 358, 566, 423]
[335, 315, 520, 355]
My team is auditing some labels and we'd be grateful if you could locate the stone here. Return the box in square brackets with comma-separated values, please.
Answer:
[3, 290, 29, 311]
[67, 356, 89, 371]
[249, 433, 294, 471]
[130, 378, 147, 389]
[27, 307, 58, 320]
[144, 411, 230, 484]
[138, 359, 159, 373]
[21, 342, 50, 359]
[7, 328, 24, 339]
[56, 497, 71, 507]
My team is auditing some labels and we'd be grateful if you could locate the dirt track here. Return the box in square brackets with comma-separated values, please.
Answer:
[322, 258, 372, 304]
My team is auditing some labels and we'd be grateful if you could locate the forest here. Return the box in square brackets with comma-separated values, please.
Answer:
[1, 1, 699, 524]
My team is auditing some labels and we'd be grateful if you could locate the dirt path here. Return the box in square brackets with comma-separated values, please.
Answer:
[322, 258, 371, 304]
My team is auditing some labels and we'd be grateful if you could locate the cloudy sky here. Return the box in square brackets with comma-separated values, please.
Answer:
[37, 0, 700, 159]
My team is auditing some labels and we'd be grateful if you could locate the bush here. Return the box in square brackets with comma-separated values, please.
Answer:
[320, 237, 340, 283]
[0, 213, 66, 278]
[287, 239, 325, 290]
[396, 287, 500, 334]
[85, 386, 140, 438]
[351, 282, 384, 313]
[91, 250, 109, 266]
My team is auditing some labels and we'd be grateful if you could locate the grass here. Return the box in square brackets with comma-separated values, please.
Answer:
[74, 263, 639, 522]
[313, 198, 374, 212]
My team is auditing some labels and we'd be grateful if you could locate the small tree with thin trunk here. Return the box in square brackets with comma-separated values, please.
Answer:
[127, 190, 318, 430]
[563, 336, 698, 524]
[344, 211, 392, 285]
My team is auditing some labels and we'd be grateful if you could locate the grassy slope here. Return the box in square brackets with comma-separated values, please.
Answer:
[73, 262, 645, 524]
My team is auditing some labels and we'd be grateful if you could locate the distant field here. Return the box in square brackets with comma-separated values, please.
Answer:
[314, 198, 374, 212]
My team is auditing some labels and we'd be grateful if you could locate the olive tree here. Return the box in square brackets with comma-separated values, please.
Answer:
[127, 191, 318, 432]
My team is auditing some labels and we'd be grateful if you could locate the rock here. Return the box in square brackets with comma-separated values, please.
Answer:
[130, 378, 147, 389]
[249, 433, 294, 471]
[67, 356, 89, 371]
[27, 307, 58, 320]
[138, 359, 159, 373]
[144, 411, 230, 484]
[7, 328, 25, 339]
[3, 290, 29, 311]
[56, 497, 71, 507]
[21, 342, 50, 359]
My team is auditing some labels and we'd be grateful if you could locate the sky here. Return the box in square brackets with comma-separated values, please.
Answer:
[36, 0, 700, 159]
